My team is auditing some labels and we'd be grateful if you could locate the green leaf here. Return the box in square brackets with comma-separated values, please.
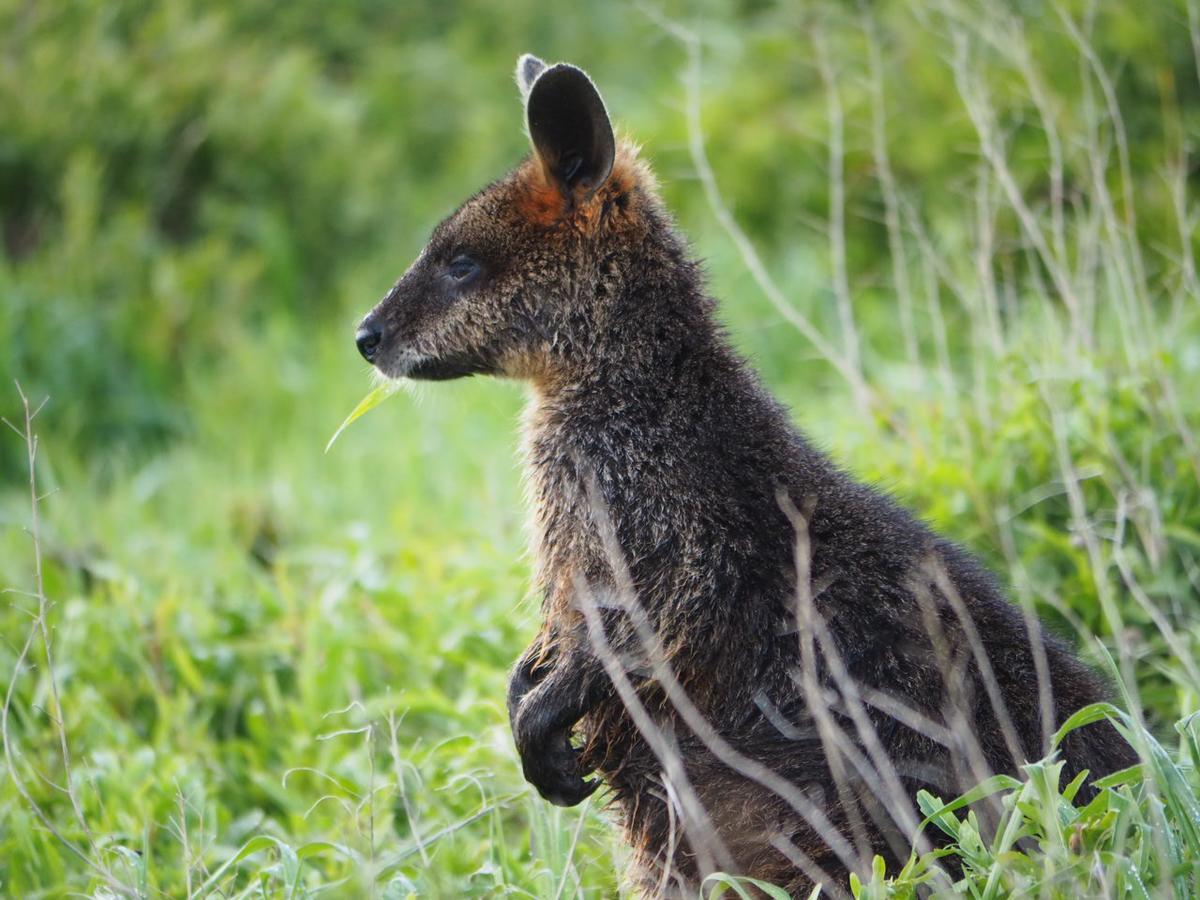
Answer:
[1062, 767, 1090, 803]
[1051, 701, 1127, 748]
[915, 775, 1023, 840]
[1091, 764, 1145, 790]
[196, 835, 292, 894]
[701, 873, 793, 899]
[297, 840, 355, 861]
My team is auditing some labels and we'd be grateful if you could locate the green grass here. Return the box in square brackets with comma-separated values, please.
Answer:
[2, 331, 624, 896]
[3, 0, 1200, 896]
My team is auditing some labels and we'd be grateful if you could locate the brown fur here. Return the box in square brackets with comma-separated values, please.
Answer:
[513, 140, 653, 229]
[356, 58, 1136, 897]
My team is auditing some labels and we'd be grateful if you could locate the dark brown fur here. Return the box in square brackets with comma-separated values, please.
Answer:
[356, 57, 1136, 896]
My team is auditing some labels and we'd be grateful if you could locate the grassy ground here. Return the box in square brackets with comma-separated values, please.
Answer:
[3, 1, 1200, 897]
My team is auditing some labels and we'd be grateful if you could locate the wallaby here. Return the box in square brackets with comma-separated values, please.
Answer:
[354, 55, 1135, 897]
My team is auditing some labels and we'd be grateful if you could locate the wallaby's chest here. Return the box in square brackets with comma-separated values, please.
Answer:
[521, 409, 698, 615]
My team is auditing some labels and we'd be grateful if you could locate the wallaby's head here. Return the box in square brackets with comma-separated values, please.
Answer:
[355, 55, 664, 385]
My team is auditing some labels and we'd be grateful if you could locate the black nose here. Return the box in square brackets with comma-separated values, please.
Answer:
[355, 319, 383, 362]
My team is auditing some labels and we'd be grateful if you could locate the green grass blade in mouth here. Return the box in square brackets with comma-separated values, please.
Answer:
[325, 382, 400, 453]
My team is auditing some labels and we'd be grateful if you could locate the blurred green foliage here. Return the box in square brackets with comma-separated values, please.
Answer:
[1, 0, 1199, 896]
[4, 0, 1197, 454]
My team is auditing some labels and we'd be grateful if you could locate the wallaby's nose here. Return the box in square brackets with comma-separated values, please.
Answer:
[355, 318, 383, 363]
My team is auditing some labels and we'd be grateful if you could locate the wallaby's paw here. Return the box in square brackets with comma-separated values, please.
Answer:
[523, 732, 599, 807]
[512, 699, 598, 807]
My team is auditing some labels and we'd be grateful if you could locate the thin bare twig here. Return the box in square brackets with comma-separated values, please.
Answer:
[577, 463, 858, 890]
[552, 797, 592, 900]
[948, 30, 1084, 347]
[812, 21, 864, 388]
[2, 385, 133, 896]
[646, 11, 875, 415]
[862, 7, 921, 377]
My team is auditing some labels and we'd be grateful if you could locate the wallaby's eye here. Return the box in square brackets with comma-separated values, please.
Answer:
[446, 255, 480, 283]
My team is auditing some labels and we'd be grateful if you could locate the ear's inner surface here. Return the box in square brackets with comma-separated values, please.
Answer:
[561, 154, 583, 184]
[526, 64, 615, 200]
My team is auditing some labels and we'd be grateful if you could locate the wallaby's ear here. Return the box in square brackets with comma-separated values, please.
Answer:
[522, 61, 615, 203]
[516, 53, 546, 102]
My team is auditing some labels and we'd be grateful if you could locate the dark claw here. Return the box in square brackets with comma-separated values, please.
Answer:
[522, 731, 599, 807]
[544, 776, 600, 808]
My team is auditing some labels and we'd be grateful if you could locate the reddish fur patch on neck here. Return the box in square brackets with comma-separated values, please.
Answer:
[513, 139, 655, 228]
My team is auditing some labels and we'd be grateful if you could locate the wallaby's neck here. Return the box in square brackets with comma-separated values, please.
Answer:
[531, 248, 732, 418]
[523, 227, 796, 476]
